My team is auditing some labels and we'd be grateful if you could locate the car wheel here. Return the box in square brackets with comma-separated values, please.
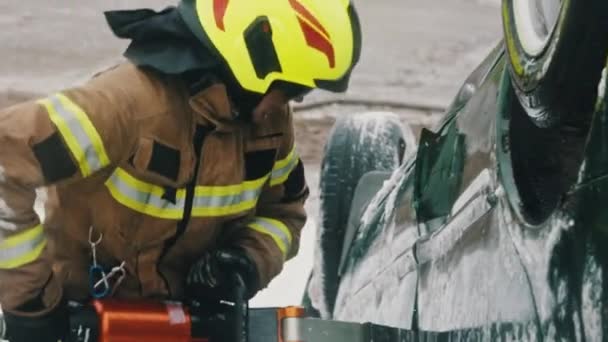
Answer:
[502, 0, 608, 126]
[307, 112, 409, 317]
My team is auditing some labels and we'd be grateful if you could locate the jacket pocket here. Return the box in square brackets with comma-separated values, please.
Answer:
[128, 137, 195, 189]
[244, 149, 277, 180]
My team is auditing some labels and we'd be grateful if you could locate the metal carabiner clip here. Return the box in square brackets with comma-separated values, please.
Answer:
[93, 261, 127, 298]
[89, 264, 110, 299]
[88, 227, 110, 298]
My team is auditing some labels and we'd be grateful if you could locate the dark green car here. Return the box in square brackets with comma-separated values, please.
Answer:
[306, 0, 608, 339]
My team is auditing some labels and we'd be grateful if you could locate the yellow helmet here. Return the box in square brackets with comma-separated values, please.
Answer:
[178, 0, 361, 94]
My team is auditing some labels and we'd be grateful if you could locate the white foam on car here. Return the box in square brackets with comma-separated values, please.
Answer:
[347, 111, 417, 228]
[302, 111, 418, 318]
[359, 169, 405, 231]
[581, 254, 603, 342]
[512, 0, 560, 56]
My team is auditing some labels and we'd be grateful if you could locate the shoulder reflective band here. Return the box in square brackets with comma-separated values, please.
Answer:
[38, 93, 110, 177]
[247, 217, 292, 258]
[270, 145, 299, 187]
[0, 224, 46, 269]
[105, 168, 270, 219]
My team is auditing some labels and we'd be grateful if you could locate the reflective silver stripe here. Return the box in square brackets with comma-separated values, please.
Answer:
[0, 232, 44, 261]
[271, 156, 299, 181]
[105, 171, 185, 219]
[0, 225, 46, 269]
[105, 168, 269, 218]
[48, 95, 107, 173]
[190, 176, 269, 216]
[270, 146, 300, 187]
[193, 187, 263, 208]
[248, 217, 292, 256]
[108, 172, 186, 209]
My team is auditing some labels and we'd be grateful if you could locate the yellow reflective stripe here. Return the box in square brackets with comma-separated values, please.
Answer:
[270, 145, 299, 187]
[194, 175, 267, 196]
[105, 168, 185, 219]
[56, 94, 111, 168]
[110, 169, 265, 198]
[0, 224, 47, 269]
[113, 168, 187, 199]
[191, 176, 268, 217]
[39, 93, 110, 177]
[40, 97, 88, 175]
[191, 199, 259, 217]
[274, 145, 297, 170]
[1, 225, 43, 249]
[247, 217, 292, 258]
[105, 168, 270, 219]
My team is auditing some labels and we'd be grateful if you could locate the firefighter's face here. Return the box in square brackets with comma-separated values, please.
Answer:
[251, 88, 290, 124]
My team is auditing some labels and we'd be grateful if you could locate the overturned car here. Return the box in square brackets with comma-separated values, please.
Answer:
[306, 0, 608, 340]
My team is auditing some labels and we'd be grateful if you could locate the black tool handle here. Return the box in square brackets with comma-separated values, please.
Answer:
[229, 273, 248, 342]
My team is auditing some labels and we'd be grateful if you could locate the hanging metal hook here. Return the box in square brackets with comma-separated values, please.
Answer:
[88, 226, 103, 247]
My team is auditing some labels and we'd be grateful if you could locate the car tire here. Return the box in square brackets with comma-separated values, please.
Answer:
[502, 0, 608, 126]
[308, 112, 409, 317]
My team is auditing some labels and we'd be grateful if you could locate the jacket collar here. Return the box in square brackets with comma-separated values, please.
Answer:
[188, 81, 288, 137]
[188, 83, 244, 132]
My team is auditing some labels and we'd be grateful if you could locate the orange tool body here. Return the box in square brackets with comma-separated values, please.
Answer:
[92, 300, 207, 342]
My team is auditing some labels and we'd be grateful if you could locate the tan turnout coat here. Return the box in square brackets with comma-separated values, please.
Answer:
[0, 63, 307, 316]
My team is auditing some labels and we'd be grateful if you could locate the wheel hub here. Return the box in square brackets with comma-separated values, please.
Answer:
[513, 0, 562, 56]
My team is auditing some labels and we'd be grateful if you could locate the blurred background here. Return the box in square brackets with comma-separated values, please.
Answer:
[0, 0, 502, 307]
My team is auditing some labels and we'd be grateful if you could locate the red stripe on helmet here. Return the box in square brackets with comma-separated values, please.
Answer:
[289, 0, 330, 38]
[296, 17, 335, 68]
[214, 0, 229, 31]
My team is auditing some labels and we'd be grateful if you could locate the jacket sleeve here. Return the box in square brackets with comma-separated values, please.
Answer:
[222, 109, 309, 290]
[0, 76, 138, 315]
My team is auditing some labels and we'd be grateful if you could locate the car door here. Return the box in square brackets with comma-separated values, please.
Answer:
[414, 60, 539, 332]
[330, 43, 515, 330]
[331, 158, 420, 329]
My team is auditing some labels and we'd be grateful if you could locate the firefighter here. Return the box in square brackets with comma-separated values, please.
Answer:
[0, 0, 361, 340]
